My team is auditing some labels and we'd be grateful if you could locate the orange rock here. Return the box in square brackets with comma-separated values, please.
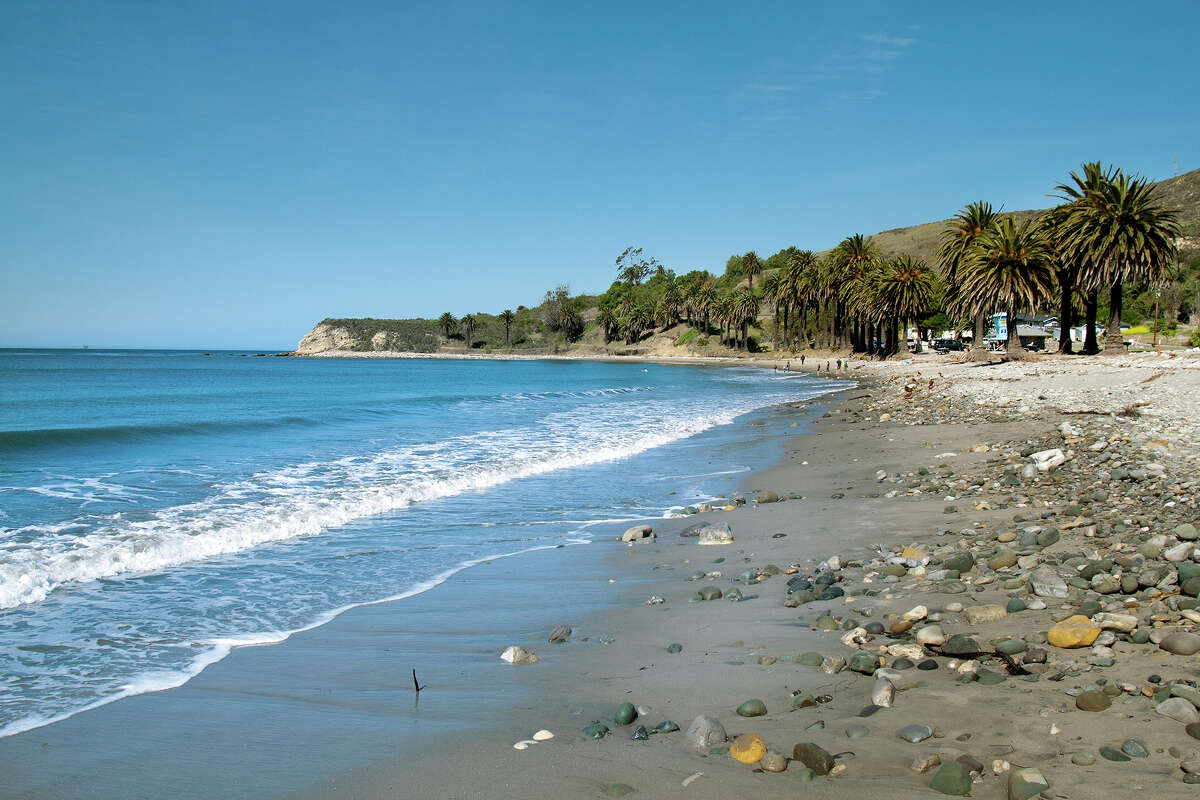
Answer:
[730, 733, 767, 765]
[1047, 615, 1101, 648]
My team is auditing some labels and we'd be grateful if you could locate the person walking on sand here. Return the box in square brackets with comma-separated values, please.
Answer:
[785, 361, 790, 372]
[800, 354, 805, 366]
[836, 359, 842, 370]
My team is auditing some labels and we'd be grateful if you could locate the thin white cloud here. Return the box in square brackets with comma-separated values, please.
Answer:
[858, 33, 916, 47]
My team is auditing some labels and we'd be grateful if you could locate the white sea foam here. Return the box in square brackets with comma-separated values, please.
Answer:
[0, 388, 837, 610]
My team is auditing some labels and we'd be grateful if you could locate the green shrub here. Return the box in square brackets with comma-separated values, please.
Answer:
[1190, 329, 1200, 348]
[675, 328, 698, 346]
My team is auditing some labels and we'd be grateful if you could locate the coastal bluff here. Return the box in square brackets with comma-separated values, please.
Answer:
[296, 319, 439, 354]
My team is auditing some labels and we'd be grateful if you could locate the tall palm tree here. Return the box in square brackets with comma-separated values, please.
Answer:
[760, 271, 784, 349]
[1052, 162, 1118, 354]
[1039, 205, 1077, 354]
[693, 279, 718, 334]
[938, 202, 1000, 358]
[832, 234, 880, 351]
[873, 256, 939, 356]
[957, 218, 1056, 359]
[499, 309, 515, 348]
[460, 314, 477, 349]
[732, 288, 760, 350]
[438, 312, 457, 339]
[742, 251, 763, 291]
[596, 308, 618, 343]
[1057, 169, 1181, 354]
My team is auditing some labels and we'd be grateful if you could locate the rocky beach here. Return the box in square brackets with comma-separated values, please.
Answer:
[293, 351, 1200, 799]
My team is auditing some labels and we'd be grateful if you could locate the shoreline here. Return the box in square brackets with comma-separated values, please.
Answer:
[4, 353, 1198, 798]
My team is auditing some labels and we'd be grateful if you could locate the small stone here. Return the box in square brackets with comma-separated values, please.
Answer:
[1121, 738, 1149, 758]
[1075, 691, 1110, 712]
[1008, 767, 1049, 800]
[964, 604, 1007, 625]
[793, 767, 815, 782]
[614, 702, 638, 726]
[685, 715, 726, 751]
[630, 724, 649, 741]
[696, 523, 734, 545]
[729, 733, 767, 764]
[736, 698, 767, 717]
[1071, 753, 1096, 766]
[622, 524, 653, 542]
[849, 651, 879, 674]
[917, 658, 939, 670]
[1047, 616, 1101, 649]
[500, 645, 539, 665]
[1005, 598, 1027, 614]
[667, 643, 682, 654]
[845, 724, 869, 739]
[796, 651, 823, 667]
[1187, 723, 1200, 741]
[1160, 632, 1200, 656]
[1099, 746, 1130, 762]
[912, 753, 942, 773]
[791, 742, 834, 775]
[548, 625, 572, 643]
[583, 722, 610, 739]
[1158, 697, 1200, 724]
[929, 761, 972, 796]
[697, 586, 723, 601]
[916, 625, 947, 647]
[942, 634, 983, 657]
[898, 724, 934, 743]
[760, 751, 788, 772]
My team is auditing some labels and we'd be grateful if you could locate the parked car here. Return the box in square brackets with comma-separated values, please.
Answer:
[933, 339, 965, 352]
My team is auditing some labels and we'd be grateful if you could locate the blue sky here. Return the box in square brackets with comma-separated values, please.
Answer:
[2, 1, 1198, 349]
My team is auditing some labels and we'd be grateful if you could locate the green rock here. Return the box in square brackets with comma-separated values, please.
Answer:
[1005, 598, 1027, 613]
[796, 651, 824, 666]
[815, 616, 839, 631]
[736, 698, 767, 717]
[1182, 577, 1200, 598]
[1121, 738, 1149, 758]
[977, 669, 1006, 685]
[1077, 599, 1102, 617]
[988, 549, 1018, 570]
[614, 702, 638, 726]
[943, 552, 975, 573]
[667, 643, 682, 654]
[1179, 563, 1200, 581]
[1037, 529, 1060, 547]
[881, 563, 907, 577]
[697, 586, 722, 601]
[790, 589, 816, 604]
[792, 694, 817, 709]
[583, 723, 610, 739]
[929, 761, 973, 796]
[942, 635, 982, 657]
[1131, 630, 1150, 644]
[1075, 691, 1110, 712]
[758, 490, 780, 503]
[793, 767, 815, 782]
[995, 639, 1027, 656]
[1071, 753, 1096, 766]
[1178, 523, 1199, 541]
[653, 720, 679, 733]
[1068, 577, 1090, 590]
[791, 742, 834, 775]
[845, 723, 869, 739]
[1186, 723, 1200, 740]
[604, 783, 636, 797]
[687, 571, 705, 581]
[849, 651, 878, 674]
[1099, 746, 1130, 762]
[725, 587, 743, 601]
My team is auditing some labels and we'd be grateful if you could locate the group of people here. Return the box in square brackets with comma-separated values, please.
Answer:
[775, 356, 848, 374]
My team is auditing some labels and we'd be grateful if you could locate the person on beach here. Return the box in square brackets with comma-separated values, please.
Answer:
[785, 361, 790, 372]
[836, 358, 842, 370]
[800, 355, 805, 366]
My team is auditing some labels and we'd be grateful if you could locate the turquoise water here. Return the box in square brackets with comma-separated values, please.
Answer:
[0, 350, 841, 737]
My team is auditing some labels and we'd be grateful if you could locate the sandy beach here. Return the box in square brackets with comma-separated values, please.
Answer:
[3, 351, 1199, 799]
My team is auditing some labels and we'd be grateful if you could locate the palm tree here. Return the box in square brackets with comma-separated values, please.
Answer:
[1040, 204, 1077, 353]
[1057, 168, 1181, 354]
[438, 312, 457, 339]
[832, 234, 880, 351]
[693, 279, 718, 334]
[732, 288, 760, 350]
[872, 256, 939, 356]
[596, 308, 618, 343]
[742, 251, 762, 290]
[761, 271, 784, 348]
[956, 218, 1056, 359]
[1052, 162, 1117, 354]
[938, 202, 1000, 359]
[499, 309, 515, 348]
[460, 314, 477, 349]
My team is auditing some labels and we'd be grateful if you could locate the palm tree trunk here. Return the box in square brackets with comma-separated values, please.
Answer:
[1057, 268, 1074, 355]
[971, 311, 987, 352]
[1083, 290, 1100, 354]
[1104, 281, 1124, 354]
[1006, 302, 1021, 358]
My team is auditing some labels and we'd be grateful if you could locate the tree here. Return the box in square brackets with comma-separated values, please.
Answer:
[1057, 168, 1181, 354]
[873, 256, 939, 356]
[460, 314, 477, 348]
[438, 312, 457, 339]
[615, 246, 658, 286]
[596, 308, 619, 343]
[732, 288, 760, 350]
[957, 218, 1056, 359]
[742, 251, 762, 290]
[499, 309, 515, 348]
[938, 202, 1000, 359]
[1052, 162, 1118, 354]
[543, 284, 584, 340]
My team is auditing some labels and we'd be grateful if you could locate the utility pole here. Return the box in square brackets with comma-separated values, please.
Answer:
[1154, 287, 1162, 356]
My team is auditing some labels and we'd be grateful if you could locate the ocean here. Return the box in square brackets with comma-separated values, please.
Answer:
[0, 350, 842, 740]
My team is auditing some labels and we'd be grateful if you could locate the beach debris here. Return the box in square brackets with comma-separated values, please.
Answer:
[532, 729, 554, 741]
[582, 722, 610, 739]
[622, 524, 654, 543]
[653, 720, 679, 733]
[411, 668, 424, 694]
[548, 625, 572, 644]
[680, 772, 703, 788]
[512, 739, 538, 750]
[500, 645, 539, 665]
[696, 523, 734, 545]
[645, 595, 664, 605]
[630, 724, 649, 740]
[685, 715, 726, 751]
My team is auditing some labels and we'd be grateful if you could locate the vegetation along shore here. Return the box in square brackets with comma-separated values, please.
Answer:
[295, 162, 1200, 361]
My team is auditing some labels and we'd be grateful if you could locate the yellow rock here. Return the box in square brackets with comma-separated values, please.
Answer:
[730, 733, 767, 765]
[901, 546, 927, 560]
[1047, 615, 1101, 648]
